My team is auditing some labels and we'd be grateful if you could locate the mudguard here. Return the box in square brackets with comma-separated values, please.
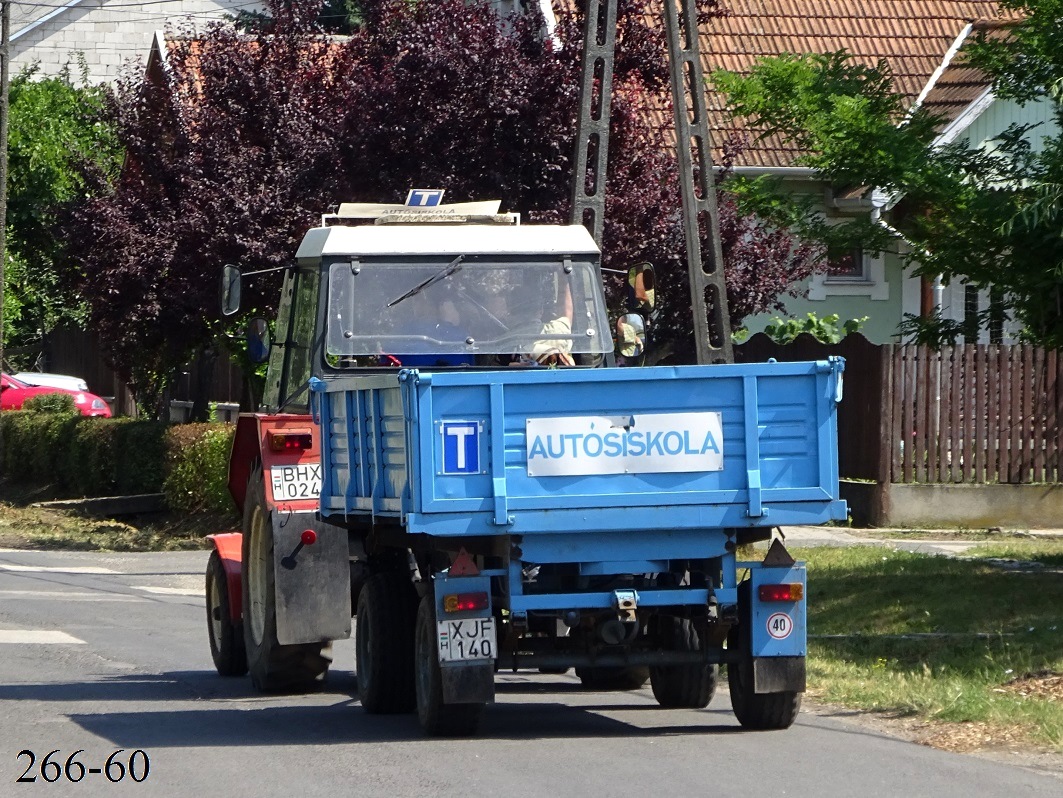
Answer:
[270, 511, 353, 645]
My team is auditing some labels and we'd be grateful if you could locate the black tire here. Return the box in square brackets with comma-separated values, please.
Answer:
[356, 571, 418, 713]
[242, 467, 332, 692]
[649, 615, 717, 708]
[575, 666, 650, 691]
[414, 595, 484, 736]
[727, 582, 802, 729]
[206, 550, 248, 676]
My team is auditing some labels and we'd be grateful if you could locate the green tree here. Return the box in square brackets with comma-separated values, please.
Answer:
[713, 1, 1063, 347]
[4, 62, 122, 357]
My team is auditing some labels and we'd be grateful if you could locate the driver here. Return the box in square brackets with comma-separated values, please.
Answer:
[494, 281, 574, 367]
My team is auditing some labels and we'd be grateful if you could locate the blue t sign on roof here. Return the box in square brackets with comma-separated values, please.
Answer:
[406, 189, 445, 207]
[441, 421, 479, 475]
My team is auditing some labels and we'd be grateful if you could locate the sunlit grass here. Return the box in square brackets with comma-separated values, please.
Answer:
[797, 544, 1063, 750]
[0, 501, 214, 552]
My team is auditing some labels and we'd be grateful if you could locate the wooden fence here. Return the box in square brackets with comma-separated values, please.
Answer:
[737, 334, 1063, 485]
[890, 344, 1062, 485]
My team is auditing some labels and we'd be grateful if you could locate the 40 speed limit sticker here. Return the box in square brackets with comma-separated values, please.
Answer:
[766, 612, 794, 640]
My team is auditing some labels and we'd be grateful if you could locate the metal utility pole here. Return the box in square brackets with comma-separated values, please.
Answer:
[569, 0, 732, 365]
[662, 0, 732, 364]
[0, 0, 10, 456]
[568, 0, 617, 248]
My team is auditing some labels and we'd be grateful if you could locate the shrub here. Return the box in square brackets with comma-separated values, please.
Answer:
[22, 392, 78, 414]
[163, 423, 236, 514]
[764, 313, 868, 344]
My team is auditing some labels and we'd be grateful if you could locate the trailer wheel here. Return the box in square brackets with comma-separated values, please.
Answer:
[414, 595, 484, 737]
[727, 582, 802, 729]
[242, 467, 332, 691]
[356, 571, 418, 713]
[648, 616, 717, 708]
[575, 666, 649, 691]
[206, 550, 247, 676]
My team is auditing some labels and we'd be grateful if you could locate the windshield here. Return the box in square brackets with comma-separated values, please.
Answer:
[325, 256, 611, 366]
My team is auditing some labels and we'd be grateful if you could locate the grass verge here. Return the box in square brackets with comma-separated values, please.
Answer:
[0, 501, 231, 551]
[0, 477, 237, 551]
[800, 544, 1063, 751]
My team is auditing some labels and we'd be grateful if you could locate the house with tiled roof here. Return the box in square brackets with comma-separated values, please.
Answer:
[698, 0, 1046, 343]
[10, 1, 261, 84]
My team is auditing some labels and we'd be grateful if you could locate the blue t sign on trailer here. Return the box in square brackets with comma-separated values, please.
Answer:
[441, 421, 479, 474]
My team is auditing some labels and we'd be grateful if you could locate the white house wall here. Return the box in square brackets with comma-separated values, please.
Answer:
[963, 95, 1058, 155]
[11, 1, 260, 84]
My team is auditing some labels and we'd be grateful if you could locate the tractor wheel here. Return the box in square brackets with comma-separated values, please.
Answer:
[356, 571, 419, 713]
[414, 595, 484, 736]
[648, 615, 717, 708]
[206, 550, 247, 676]
[242, 467, 332, 692]
[727, 582, 801, 729]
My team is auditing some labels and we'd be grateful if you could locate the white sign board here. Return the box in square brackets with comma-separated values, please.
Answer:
[526, 412, 723, 476]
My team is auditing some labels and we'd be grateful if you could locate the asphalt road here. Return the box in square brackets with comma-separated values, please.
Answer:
[1, 547, 1059, 798]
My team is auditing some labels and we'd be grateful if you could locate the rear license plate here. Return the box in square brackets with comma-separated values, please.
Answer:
[270, 463, 322, 501]
[437, 618, 496, 662]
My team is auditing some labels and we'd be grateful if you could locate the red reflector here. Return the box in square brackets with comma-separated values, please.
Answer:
[269, 432, 313, 452]
[300, 529, 317, 546]
[443, 592, 489, 613]
[759, 583, 803, 602]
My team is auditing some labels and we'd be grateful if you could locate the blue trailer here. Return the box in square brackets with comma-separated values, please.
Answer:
[210, 210, 846, 736]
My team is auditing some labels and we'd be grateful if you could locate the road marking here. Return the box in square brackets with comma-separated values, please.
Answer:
[0, 564, 118, 575]
[0, 630, 86, 644]
[0, 590, 144, 602]
[131, 586, 204, 597]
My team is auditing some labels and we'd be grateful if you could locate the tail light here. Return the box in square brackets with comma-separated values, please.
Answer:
[268, 430, 313, 452]
[759, 583, 804, 602]
[443, 592, 489, 613]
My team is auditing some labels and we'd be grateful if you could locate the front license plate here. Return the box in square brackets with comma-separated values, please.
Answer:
[437, 618, 496, 662]
[270, 463, 322, 501]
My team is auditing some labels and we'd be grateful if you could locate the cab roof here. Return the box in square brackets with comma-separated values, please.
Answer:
[296, 223, 600, 260]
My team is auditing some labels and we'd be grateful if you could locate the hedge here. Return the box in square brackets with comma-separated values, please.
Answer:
[0, 409, 235, 514]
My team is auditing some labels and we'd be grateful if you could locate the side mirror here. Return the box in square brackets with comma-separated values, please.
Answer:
[221, 265, 242, 316]
[615, 313, 646, 365]
[626, 262, 656, 314]
[247, 318, 271, 364]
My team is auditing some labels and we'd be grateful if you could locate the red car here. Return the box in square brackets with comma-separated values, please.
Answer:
[1, 373, 113, 418]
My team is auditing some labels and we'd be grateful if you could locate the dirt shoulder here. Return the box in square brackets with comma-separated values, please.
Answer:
[0, 482, 232, 552]
[805, 702, 1063, 780]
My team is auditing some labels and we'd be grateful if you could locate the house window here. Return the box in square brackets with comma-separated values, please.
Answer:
[807, 247, 887, 301]
[824, 247, 870, 283]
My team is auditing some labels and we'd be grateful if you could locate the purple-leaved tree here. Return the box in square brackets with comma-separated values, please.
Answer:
[64, 0, 821, 413]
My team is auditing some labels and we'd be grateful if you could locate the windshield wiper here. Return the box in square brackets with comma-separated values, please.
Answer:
[387, 254, 466, 308]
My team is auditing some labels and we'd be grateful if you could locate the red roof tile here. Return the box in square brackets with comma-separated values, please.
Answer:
[593, 1, 1012, 167]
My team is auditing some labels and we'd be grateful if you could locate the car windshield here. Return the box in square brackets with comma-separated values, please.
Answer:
[325, 256, 611, 365]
